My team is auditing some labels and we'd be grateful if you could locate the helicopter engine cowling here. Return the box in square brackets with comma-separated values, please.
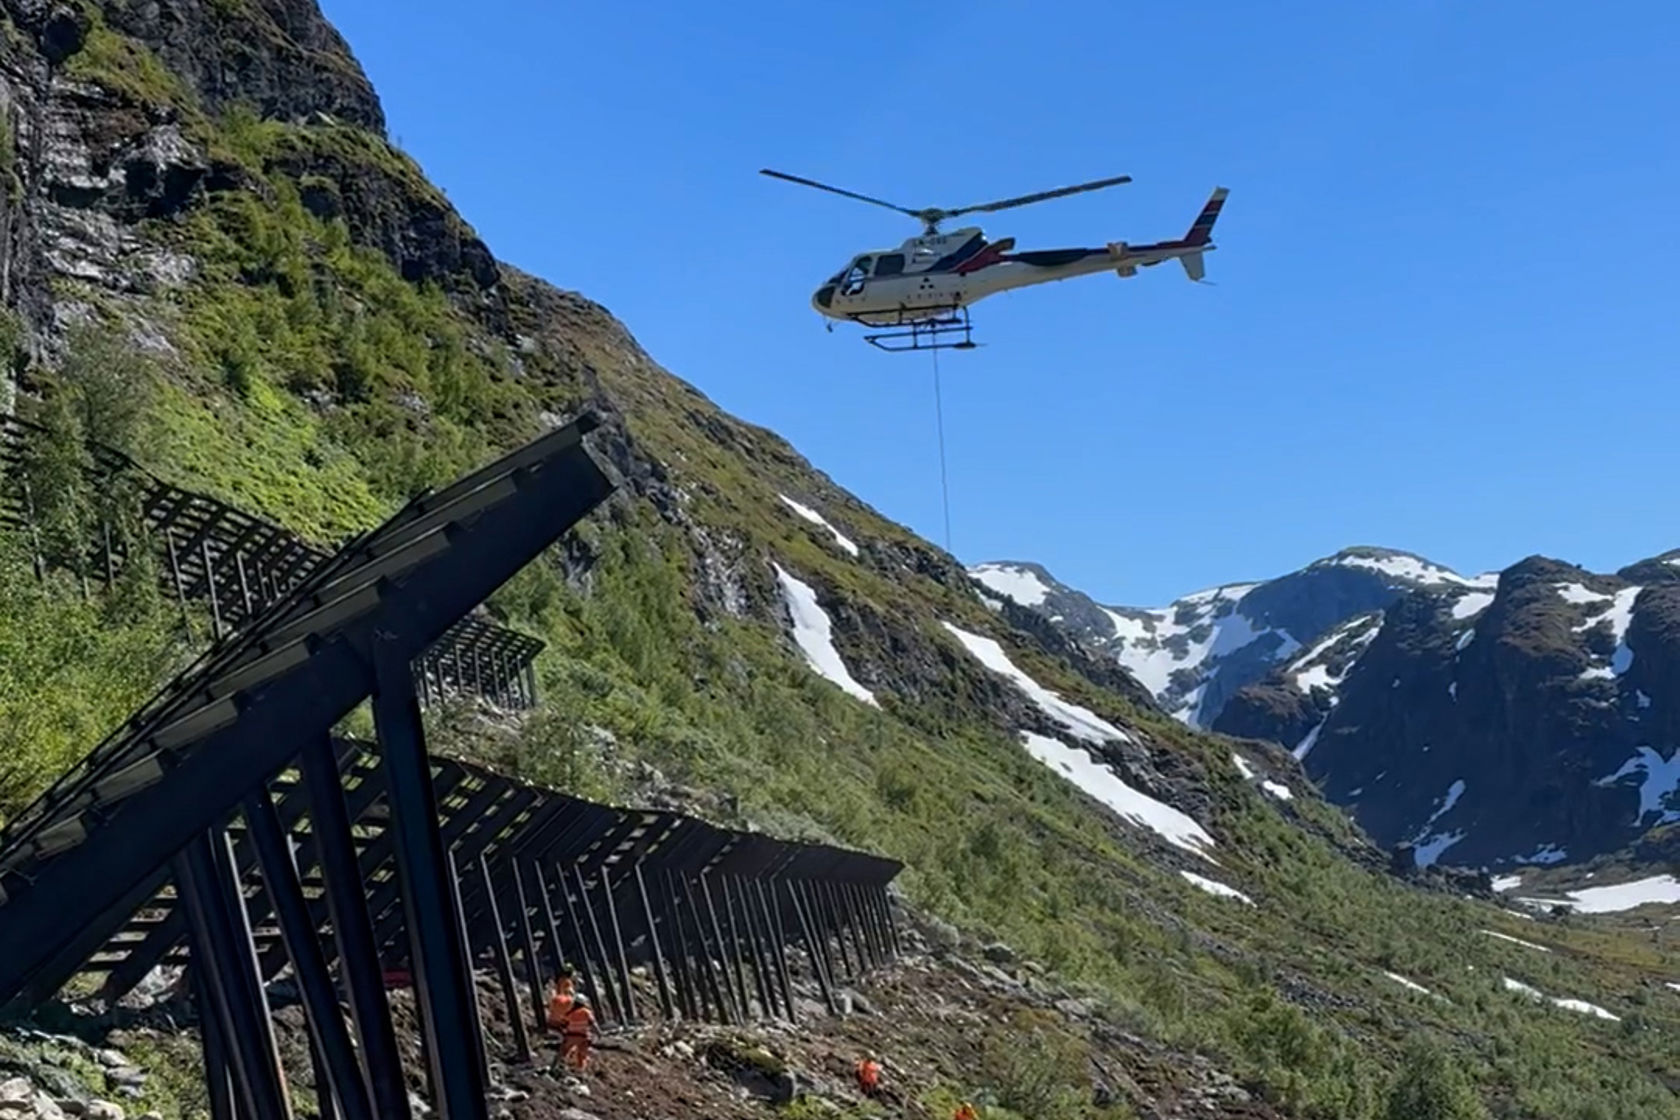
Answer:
[1106, 241, 1136, 277]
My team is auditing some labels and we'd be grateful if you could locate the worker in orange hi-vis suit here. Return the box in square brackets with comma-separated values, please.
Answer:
[545, 973, 576, 1032]
[855, 1055, 883, 1097]
[560, 994, 597, 1072]
[953, 1102, 980, 1120]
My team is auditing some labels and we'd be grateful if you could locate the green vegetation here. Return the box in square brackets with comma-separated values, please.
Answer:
[64, 19, 192, 109]
[2, 18, 1677, 1119]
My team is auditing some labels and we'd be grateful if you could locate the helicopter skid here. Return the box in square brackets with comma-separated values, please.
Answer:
[847, 304, 977, 353]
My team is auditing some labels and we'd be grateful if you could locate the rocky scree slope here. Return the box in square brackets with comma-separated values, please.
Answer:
[970, 547, 1494, 728]
[0, 4, 1679, 1116]
[1216, 551, 1680, 873]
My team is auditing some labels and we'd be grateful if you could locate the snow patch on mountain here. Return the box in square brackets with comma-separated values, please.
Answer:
[1482, 930, 1552, 952]
[1451, 590, 1496, 620]
[1514, 844, 1568, 866]
[1594, 748, 1680, 826]
[1555, 582, 1613, 605]
[1289, 613, 1383, 696]
[1180, 869, 1253, 905]
[1326, 552, 1491, 588]
[1503, 977, 1620, 1021]
[774, 565, 877, 705]
[1019, 732, 1216, 859]
[943, 623, 1132, 744]
[1382, 971, 1432, 995]
[1573, 585, 1642, 678]
[1516, 874, 1680, 914]
[1100, 585, 1272, 716]
[970, 562, 1052, 607]
[777, 495, 859, 557]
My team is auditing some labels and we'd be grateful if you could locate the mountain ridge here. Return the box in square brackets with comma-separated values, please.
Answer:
[976, 546, 1680, 875]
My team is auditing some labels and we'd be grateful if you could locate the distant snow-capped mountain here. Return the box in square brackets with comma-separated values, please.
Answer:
[1216, 551, 1680, 870]
[973, 547, 1680, 873]
[969, 547, 1492, 728]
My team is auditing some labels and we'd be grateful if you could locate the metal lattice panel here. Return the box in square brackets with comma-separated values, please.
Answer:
[0, 414, 547, 709]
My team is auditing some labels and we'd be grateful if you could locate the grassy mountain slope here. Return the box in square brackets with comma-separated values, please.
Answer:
[2, 3, 1679, 1116]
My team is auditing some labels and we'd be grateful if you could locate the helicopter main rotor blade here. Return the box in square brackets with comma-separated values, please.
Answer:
[759, 169, 921, 219]
[939, 174, 1135, 220]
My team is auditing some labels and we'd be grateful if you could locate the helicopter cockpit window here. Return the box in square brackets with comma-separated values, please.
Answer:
[841, 256, 873, 296]
[873, 253, 905, 277]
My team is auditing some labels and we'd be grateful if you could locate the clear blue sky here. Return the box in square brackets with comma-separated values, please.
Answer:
[318, 0, 1678, 606]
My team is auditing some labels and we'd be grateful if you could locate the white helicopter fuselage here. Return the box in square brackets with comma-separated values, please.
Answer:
[810, 187, 1229, 328]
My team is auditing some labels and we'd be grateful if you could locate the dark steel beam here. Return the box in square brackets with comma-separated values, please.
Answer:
[195, 964, 239, 1120]
[787, 880, 838, 1015]
[243, 792, 375, 1120]
[301, 735, 412, 1120]
[372, 636, 488, 1120]
[755, 879, 797, 1022]
[175, 832, 291, 1120]
[570, 865, 625, 1024]
[633, 864, 675, 1019]
[477, 854, 531, 1061]
[701, 874, 750, 1019]
[509, 860, 546, 1035]
[595, 867, 637, 1022]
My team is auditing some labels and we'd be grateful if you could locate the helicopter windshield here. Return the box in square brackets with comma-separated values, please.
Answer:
[840, 256, 873, 296]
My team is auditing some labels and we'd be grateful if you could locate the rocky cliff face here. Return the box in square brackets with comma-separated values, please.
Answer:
[1216, 552, 1680, 869]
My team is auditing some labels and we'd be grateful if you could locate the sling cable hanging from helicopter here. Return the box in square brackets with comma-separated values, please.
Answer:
[930, 343, 953, 554]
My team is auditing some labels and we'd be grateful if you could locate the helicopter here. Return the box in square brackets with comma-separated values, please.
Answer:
[761, 168, 1228, 351]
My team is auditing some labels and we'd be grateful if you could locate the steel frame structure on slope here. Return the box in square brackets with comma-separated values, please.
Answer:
[0, 412, 906, 1120]
[0, 413, 615, 1120]
[0, 414, 545, 711]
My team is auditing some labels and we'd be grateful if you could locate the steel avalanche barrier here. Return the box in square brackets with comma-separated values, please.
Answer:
[0, 413, 905, 1120]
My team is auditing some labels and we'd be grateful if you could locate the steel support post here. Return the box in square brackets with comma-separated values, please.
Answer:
[445, 847, 490, 1090]
[680, 874, 737, 1023]
[822, 881, 859, 980]
[833, 881, 871, 972]
[243, 792, 375, 1120]
[301, 735, 413, 1120]
[570, 865, 626, 1023]
[201, 537, 223, 640]
[702, 874, 751, 1019]
[755, 879, 798, 1022]
[851, 882, 885, 969]
[793, 880, 840, 995]
[509, 860, 546, 1034]
[539, 864, 603, 1024]
[595, 867, 638, 1022]
[633, 863, 676, 1019]
[235, 551, 254, 617]
[175, 832, 291, 1120]
[880, 887, 904, 959]
[658, 875, 699, 1020]
[786, 881, 838, 1015]
[195, 963, 239, 1120]
[371, 636, 489, 1120]
[306, 1028, 341, 1120]
[726, 877, 774, 1019]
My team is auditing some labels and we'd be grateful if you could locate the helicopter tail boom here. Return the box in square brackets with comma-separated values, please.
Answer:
[1182, 187, 1229, 247]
